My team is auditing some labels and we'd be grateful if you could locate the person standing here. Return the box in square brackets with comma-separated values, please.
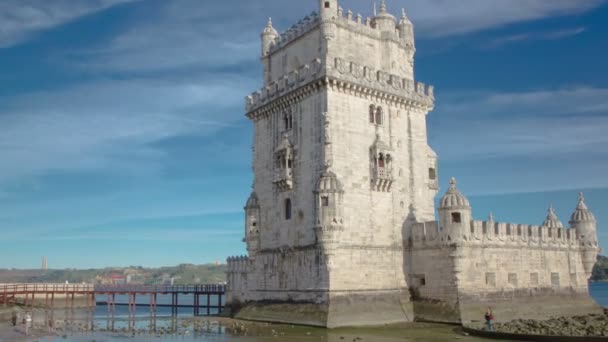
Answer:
[24, 312, 32, 336]
[484, 307, 494, 331]
[11, 311, 17, 326]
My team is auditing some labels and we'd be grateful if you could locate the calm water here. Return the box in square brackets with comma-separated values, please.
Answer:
[7, 283, 608, 342]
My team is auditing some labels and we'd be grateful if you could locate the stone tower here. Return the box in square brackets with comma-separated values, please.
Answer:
[227, 0, 436, 328]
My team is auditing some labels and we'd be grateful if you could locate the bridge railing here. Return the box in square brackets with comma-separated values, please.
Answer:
[94, 284, 226, 293]
[1, 283, 94, 294]
[1, 283, 226, 296]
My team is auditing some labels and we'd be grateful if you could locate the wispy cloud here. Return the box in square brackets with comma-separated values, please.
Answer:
[484, 27, 586, 49]
[0, 0, 139, 48]
[434, 87, 608, 159]
[431, 87, 608, 192]
[0, 77, 254, 186]
[402, 0, 604, 37]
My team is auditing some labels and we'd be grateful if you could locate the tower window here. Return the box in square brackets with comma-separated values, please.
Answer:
[321, 196, 329, 207]
[369, 105, 383, 125]
[378, 154, 385, 168]
[283, 111, 293, 131]
[428, 168, 436, 180]
[325, 1, 330, 8]
[375, 107, 383, 125]
[451, 212, 461, 223]
[369, 105, 375, 123]
[285, 199, 292, 220]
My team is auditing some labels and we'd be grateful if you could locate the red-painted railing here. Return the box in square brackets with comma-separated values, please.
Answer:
[0, 283, 225, 300]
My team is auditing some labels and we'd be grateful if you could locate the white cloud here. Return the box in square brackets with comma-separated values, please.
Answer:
[0, 0, 139, 48]
[396, 0, 604, 37]
[430, 87, 608, 192]
[0, 76, 254, 185]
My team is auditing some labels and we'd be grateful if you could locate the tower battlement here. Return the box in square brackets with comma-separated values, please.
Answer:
[410, 220, 583, 248]
[246, 57, 434, 114]
[267, 12, 320, 56]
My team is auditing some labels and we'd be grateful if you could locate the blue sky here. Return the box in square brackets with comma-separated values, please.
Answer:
[0, 0, 607, 269]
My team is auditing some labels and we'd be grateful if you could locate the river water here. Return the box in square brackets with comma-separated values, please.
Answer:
[6, 283, 608, 342]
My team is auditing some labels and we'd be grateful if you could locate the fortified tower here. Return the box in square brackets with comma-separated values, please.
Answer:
[227, 0, 435, 327]
[226, 0, 601, 327]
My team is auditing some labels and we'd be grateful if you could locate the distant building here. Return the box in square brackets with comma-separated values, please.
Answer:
[226, 0, 602, 328]
[41, 257, 48, 272]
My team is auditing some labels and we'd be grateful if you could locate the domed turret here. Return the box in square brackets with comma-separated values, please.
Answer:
[439, 178, 470, 210]
[314, 170, 344, 249]
[570, 193, 596, 224]
[317, 170, 343, 193]
[398, 8, 414, 49]
[261, 18, 278, 57]
[372, 0, 396, 32]
[244, 192, 261, 256]
[542, 204, 563, 228]
[438, 178, 472, 242]
[245, 192, 260, 210]
[569, 193, 599, 277]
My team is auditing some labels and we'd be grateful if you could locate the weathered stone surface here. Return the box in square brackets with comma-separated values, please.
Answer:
[226, 0, 600, 328]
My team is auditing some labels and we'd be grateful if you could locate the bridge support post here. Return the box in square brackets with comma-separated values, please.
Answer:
[218, 293, 222, 313]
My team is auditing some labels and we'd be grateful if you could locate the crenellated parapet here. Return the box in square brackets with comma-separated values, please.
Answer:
[331, 7, 414, 49]
[409, 219, 582, 250]
[226, 256, 250, 274]
[245, 56, 434, 117]
[245, 58, 324, 116]
[328, 57, 434, 107]
[267, 12, 320, 55]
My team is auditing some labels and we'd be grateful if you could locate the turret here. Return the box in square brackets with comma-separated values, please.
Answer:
[542, 204, 564, 228]
[569, 193, 599, 276]
[398, 8, 415, 50]
[261, 18, 278, 57]
[438, 178, 472, 242]
[319, 0, 338, 19]
[372, 0, 396, 32]
[244, 192, 261, 256]
[314, 169, 344, 250]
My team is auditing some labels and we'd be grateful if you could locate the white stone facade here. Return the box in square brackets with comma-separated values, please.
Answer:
[226, 0, 601, 327]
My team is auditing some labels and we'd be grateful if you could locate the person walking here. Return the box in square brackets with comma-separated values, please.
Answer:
[11, 311, 17, 327]
[484, 307, 494, 331]
[24, 312, 32, 336]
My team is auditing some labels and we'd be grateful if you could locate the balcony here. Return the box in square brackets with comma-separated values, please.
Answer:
[273, 168, 293, 191]
[372, 167, 393, 192]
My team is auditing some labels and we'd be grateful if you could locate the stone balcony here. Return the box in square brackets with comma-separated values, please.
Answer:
[273, 168, 293, 191]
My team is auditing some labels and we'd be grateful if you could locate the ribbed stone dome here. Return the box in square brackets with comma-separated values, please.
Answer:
[570, 193, 596, 223]
[262, 18, 278, 36]
[439, 178, 470, 209]
[542, 205, 563, 228]
[316, 171, 343, 192]
[245, 192, 260, 209]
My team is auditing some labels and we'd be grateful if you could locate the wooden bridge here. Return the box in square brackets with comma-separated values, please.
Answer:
[0, 283, 226, 316]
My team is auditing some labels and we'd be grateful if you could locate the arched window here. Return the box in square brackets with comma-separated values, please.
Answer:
[283, 110, 293, 131]
[378, 153, 385, 168]
[369, 105, 375, 123]
[451, 212, 462, 223]
[375, 107, 383, 125]
[285, 199, 292, 220]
